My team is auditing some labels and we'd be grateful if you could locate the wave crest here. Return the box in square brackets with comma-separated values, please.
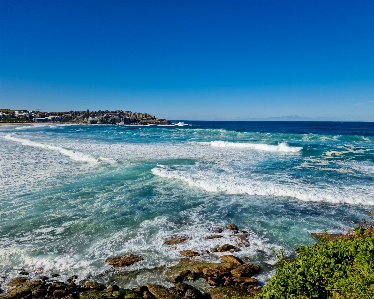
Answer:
[198, 141, 302, 153]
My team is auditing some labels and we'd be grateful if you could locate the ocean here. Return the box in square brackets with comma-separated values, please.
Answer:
[1, 121, 373, 288]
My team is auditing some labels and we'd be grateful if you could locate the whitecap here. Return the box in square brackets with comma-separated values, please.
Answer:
[198, 141, 302, 153]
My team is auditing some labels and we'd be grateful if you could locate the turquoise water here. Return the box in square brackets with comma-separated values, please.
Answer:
[0, 121, 373, 287]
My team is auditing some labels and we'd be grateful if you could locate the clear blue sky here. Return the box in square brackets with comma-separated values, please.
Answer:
[1, 0, 373, 120]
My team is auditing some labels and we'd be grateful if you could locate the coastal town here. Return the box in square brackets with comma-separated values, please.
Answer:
[0, 109, 171, 125]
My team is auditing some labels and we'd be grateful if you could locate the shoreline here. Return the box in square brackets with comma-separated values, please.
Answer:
[0, 122, 36, 126]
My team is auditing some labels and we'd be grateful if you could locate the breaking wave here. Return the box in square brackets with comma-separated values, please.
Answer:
[3, 134, 114, 164]
[198, 141, 303, 153]
[151, 165, 374, 206]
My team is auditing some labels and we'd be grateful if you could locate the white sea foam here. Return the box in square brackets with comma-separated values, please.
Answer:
[198, 141, 303, 153]
[152, 165, 374, 205]
[3, 134, 114, 164]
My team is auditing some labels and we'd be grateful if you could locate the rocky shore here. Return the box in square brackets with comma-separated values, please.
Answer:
[0, 224, 263, 299]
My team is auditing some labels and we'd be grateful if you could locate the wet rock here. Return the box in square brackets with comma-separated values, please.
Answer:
[37, 275, 48, 281]
[7, 277, 28, 287]
[217, 244, 239, 252]
[31, 286, 47, 297]
[202, 265, 231, 278]
[210, 248, 218, 253]
[232, 277, 258, 284]
[79, 290, 108, 299]
[52, 273, 60, 277]
[164, 236, 189, 246]
[186, 272, 199, 281]
[171, 270, 191, 283]
[106, 284, 120, 292]
[209, 286, 255, 299]
[231, 263, 261, 277]
[71, 275, 78, 280]
[169, 282, 193, 298]
[220, 255, 244, 266]
[180, 250, 200, 257]
[18, 271, 29, 276]
[53, 289, 67, 298]
[184, 288, 203, 299]
[82, 281, 102, 290]
[205, 235, 222, 239]
[66, 281, 77, 293]
[144, 284, 174, 299]
[106, 254, 144, 267]
[236, 233, 250, 247]
[227, 224, 238, 231]
[1, 280, 42, 299]
[111, 289, 142, 298]
[207, 277, 218, 286]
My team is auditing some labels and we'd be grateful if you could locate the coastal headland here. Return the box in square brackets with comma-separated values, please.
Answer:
[0, 109, 171, 125]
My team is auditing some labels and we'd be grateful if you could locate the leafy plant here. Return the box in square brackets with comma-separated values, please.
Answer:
[256, 226, 374, 299]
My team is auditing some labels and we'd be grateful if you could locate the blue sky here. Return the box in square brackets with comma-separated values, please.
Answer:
[1, 0, 373, 120]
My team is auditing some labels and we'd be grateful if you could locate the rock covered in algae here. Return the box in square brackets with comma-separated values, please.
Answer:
[179, 250, 200, 257]
[106, 254, 144, 267]
[164, 235, 189, 246]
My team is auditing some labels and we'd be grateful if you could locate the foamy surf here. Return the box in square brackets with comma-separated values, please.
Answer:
[151, 165, 374, 206]
[3, 134, 112, 164]
[198, 141, 303, 153]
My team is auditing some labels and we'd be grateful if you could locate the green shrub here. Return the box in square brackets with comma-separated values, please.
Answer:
[257, 227, 374, 299]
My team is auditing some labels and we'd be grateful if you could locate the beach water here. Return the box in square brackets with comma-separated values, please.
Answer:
[1, 121, 373, 287]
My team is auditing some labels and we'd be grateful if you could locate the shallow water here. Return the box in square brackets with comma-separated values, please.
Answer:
[0, 121, 373, 287]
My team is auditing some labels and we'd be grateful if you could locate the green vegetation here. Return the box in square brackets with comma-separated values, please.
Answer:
[256, 227, 374, 299]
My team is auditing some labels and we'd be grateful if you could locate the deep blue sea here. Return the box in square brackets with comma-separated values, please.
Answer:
[1, 121, 373, 287]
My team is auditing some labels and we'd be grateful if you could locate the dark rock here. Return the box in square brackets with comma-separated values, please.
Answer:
[18, 271, 29, 276]
[31, 286, 47, 297]
[144, 284, 174, 299]
[227, 223, 238, 231]
[184, 288, 202, 299]
[106, 284, 120, 292]
[7, 277, 28, 287]
[230, 263, 261, 277]
[53, 289, 67, 298]
[232, 276, 258, 284]
[171, 270, 191, 283]
[217, 244, 239, 252]
[82, 281, 102, 290]
[220, 255, 244, 266]
[169, 282, 193, 298]
[209, 286, 255, 299]
[179, 250, 200, 257]
[213, 227, 224, 233]
[164, 236, 189, 246]
[202, 266, 231, 278]
[51, 273, 60, 277]
[106, 254, 143, 267]
[205, 235, 222, 239]
[1, 280, 42, 299]
[79, 290, 107, 299]
[236, 233, 250, 247]
[207, 277, 218, 286]
[66, 282, 77, 293]
[39, 275, 49, 281]
[71, 275, 78, 280]
[186, 272, 199, 281]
